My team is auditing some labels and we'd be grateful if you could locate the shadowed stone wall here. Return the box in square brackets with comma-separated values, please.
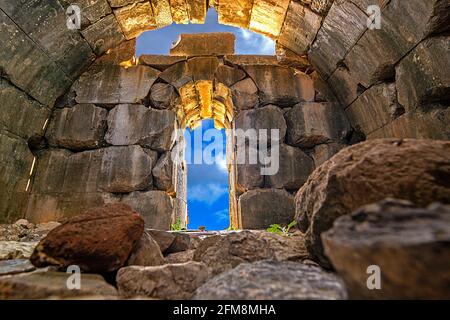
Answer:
[1, 0, 449, 223]
[25, 45, 352, 228]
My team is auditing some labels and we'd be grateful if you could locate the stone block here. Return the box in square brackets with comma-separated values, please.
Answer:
[46, 104, 108, 150]
[170, 33, 235, 56]
[106, 104, 176, 151]
[244, 65, 314, 106]
[82, 14, 126, 56]
[239, 189, 295, 229]
[285, 102, 351, 148]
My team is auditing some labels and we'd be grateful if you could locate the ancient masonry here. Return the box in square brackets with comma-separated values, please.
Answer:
[2, 0, 448, 228]
[0, 0, 449, 301]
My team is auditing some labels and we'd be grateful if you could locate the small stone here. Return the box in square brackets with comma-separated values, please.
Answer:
[126, 232, 165, 267]
[150, 83, 177, 109]
[193, 261, 347, 300]
[117, 262, 210, 299]
[165, 250, 195, 264]
[0, 259, 35, 276]
[147, 229, 176, 253]
[0, 241, 37, 260]
[0, 271, 117, 300]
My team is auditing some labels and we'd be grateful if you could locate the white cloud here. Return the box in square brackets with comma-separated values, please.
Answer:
[213, 209, 229, 222]
[238, 29, 275, 55]
[216, 154, 228, 173]
[190, 183, 228, 206]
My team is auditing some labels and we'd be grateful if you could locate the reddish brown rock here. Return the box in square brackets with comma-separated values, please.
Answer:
[295, 139, 450, 268]
[30, 204, 144, 272]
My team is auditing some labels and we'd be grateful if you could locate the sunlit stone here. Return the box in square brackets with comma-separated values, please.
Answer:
[170, 0, 190, 24]
[278, 1, 322, 54]
[249, 0, 290, 38]
[186, 0, 207, 24]
[218, 0, 254, 28]
[151, 0, 173, 27]
[114, 2, 156, 39]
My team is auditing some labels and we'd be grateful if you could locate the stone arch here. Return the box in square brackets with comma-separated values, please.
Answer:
[1, 0, 449, 223]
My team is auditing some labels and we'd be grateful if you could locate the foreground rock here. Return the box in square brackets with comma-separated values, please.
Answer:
[295, 139, 450, 268]
[126, 232, 165, 267]
[0, 241, 37, 260]
[0, 271, 117, 300]
[117, 262, 209, 300]
[322, 199, 450, 299]
[0, 259, 35, 276]
[193, 261, 347, 300]
[193, 230, 308, 276]
[30, 204, 144, 272]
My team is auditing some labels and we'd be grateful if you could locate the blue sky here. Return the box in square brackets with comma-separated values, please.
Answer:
[137, 9, 274, 230]
[136, 9, 275, 56]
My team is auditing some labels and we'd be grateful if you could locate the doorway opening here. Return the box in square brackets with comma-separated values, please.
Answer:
[184, 119, 229, 231]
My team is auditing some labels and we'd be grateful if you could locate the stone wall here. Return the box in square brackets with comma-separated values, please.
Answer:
[25, 49, 351, 229]
[1, 0, 449, 223]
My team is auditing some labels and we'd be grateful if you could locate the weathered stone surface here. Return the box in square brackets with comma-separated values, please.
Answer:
[139, 55, 187, 70]
[0, 259, 35, 276]
[323, 199, 450, 299]
[193, 230, 308, 276]
[275, 44, 311, 71]
[249, 0, 290, 38]
[295, 139, 450, 268]
[158, 61, 193, 89]
[345, 0, 450, 89]
[152, 152, 174, 191]
[30, 204, 144, 272]
[165, 232, 192, 254]
[368, 108, 450, 140]
[0, 82, 50, 139]
[120, 191, 174, 230]
[308, 1, 367, 77]
[0, 220, 60, 242]
[302, 0, 334, 15]
[170, 0, 189, 24]
[217, 0, 253, 28]
[0, 241, 37, 260]
[396, 36, 449, 112]
[170, 33, 235, 56]
[81, 14, 126, 55]
[106, 104, 175, 152]
[0, 271, 117, 300]
[311, 143, 345, 167]
[117, 262, 210, 299]
[126, 232, 165, 267]
[285, 102, 351, 148]
[234, 105, 287, 145]
[59, 0, 111, 28]
[225, 55, 278, 66]
[1, 0, 95, 78]
[345, 83, 404, 135]
[187, 56, 220, 80]
[0, 133, 34, 223]
[46, 104, 107, 150]
[114, 1, 156, 39]
[326, 65, 361, 107]
[186, 0, 207, 24]
[151, 0, 173, 27]
[244, 65, 315, 106]
[0, 10, 71, 106]
[74, 65, 159, 104]
[235, 146, 265, 191]
[94, 39, 136, 65]
[150, 83, 177, 109]
[266, 144, 315, 190]
[214, 64, 246, 87]
[279, 1, 322, 55]
[165, 250, 195, 264]
[231, 78, 259, 110]
[239, 189, 295, 229]
[193, 261, 347, 300]
[147, 229, 176, 253]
